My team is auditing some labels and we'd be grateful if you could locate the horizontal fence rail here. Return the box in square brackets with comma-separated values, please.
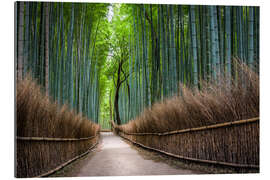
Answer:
[112, 117, 259, 136]
[16, 134, 97, 141]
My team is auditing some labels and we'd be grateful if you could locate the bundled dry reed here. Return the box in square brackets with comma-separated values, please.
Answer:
[16, 76, 100, 177]
[118, 61, 259, 134]
[115, 61, 259, 169]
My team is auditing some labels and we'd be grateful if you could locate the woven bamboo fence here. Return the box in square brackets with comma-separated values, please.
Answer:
[16, 133, 99, 178]
[112, 117, 259, 169]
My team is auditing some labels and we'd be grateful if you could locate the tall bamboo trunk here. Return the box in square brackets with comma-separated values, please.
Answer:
[190, 5, 198, 88]
[18, 2, 24, 81]
[38, 2, 44, 86]
[225, 6, 231, 85]
[45, 2, 50, 94]
[248, 7, 254, 68]
[209, 6, 220, 81]
[23, 3, 30, 76]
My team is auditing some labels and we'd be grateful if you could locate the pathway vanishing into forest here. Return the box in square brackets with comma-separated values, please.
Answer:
[51, 132, 200, 177]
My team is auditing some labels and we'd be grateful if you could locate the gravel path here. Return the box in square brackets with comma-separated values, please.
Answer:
[51, 132, 200, 177]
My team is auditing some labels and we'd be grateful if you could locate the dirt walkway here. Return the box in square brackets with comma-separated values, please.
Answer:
[51, 132, 200, 177]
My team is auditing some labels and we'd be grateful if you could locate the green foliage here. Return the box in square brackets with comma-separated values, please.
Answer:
[105, 4, 259, 125]
[17, 2, 259, 128]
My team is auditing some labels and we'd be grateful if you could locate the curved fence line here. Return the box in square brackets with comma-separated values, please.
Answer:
[16, 134, 98, 141]
[112, 117, 259, 136]
[118, 132, 259, 169]
[112, 117, 259, 170]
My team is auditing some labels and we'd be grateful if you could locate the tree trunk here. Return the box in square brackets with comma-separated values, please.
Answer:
[114, 85, 121, 125]
[114, 61, 122, 125]
[109, 90, 113, 121]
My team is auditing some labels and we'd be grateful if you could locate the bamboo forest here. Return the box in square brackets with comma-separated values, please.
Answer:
[15, 1, 260, 178]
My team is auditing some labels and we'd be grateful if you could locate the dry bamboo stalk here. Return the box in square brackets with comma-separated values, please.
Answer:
[116, 117, 259, 136]
[16, 134, 98, 141]
[119, 132, 259, 169]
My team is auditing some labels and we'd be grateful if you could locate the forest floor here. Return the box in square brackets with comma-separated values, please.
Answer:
[50, 132, 203, 177]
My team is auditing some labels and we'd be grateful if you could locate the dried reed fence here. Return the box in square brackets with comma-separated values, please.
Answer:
[16, 76, 100, 178]
[112, 117, 259, 169]
[16, 134, 99, 177]
[113, 61, 259, 170]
